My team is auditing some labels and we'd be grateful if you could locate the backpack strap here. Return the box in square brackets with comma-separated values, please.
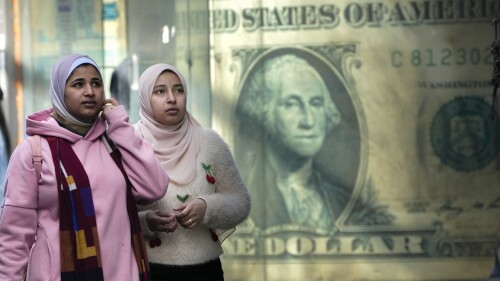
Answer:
[100, 133, 151, 276]
[27, 135, 42, 182]
[100, 134, 133, 186]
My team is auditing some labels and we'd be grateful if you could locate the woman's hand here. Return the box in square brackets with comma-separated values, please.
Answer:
[174, 198, 207, 229]
[101, 97, 119, 114]
[146, 210, 178, 233]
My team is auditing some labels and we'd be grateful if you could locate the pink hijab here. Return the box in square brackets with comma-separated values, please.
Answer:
[135, 64, 201, 184]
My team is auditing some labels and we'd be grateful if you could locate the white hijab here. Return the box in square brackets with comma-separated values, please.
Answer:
[135, 64, 201, 185]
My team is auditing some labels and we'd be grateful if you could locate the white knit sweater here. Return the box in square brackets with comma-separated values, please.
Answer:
[138, 127, 251, 265]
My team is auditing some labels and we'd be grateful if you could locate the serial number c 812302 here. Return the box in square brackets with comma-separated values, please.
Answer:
[390, 47, 492, 68]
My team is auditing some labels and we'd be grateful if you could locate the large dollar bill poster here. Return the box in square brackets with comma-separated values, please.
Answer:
[209, 0, 500, 280]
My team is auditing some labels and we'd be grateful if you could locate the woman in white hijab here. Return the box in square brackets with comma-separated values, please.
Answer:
[135, 63, 250, 281]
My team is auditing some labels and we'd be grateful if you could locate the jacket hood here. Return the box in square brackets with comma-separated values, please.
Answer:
[25, 108, 106, 143]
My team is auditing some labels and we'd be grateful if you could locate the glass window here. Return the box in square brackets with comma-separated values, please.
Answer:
[20, 0, 105, 124]
[0, 87, 9, 204]
[124, 0, 211, 125]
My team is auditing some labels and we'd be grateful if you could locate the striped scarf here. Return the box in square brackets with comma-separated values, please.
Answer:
[47, 136, 150, 281]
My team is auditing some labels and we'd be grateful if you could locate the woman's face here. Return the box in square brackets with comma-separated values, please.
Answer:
[64, 64, 104, 122]
[271, 70, 328, 158]
[150, 71, 187, 126]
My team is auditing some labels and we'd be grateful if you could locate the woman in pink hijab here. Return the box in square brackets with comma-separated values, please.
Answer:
[0, 54, 169, 281]
[135, 63, 250, 281]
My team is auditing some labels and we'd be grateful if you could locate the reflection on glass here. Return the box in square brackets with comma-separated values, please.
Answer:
[0, 87, 10, 204]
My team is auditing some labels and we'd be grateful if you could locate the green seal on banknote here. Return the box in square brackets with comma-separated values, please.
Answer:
[431, 96, 498, 171]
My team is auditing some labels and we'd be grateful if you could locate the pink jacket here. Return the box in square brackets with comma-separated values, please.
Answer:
[0, 106, 169, 281]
